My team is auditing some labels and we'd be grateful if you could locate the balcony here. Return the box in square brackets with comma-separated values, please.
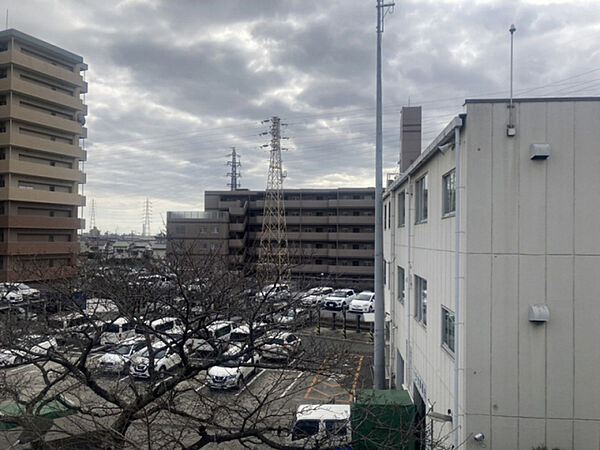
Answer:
[330, 216, 374, 225]
[0, 241, 79, 255]
[0, 216, 84, 229]
[0, 77, 83, 111]
[229, 217, 247, 232]
[0, 104, 82, 135]
[0, 160, 84, 183]
[0, 132, 84, 159]
[333, 199, 374, 208]
[336, 232, 374, 241]
[0, 264, 77, 282]
[0, 49, 84, 86]
[229, 238, 246, 248]
[0, 187, 85, 206]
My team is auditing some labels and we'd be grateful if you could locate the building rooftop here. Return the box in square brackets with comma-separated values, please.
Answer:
[0, 28, 84, 64]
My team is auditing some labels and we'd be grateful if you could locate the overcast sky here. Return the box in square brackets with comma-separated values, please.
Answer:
[6, 0, 600, 233]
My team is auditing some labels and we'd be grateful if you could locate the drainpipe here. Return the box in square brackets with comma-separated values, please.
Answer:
[452, 117, 463, 449]
[405, 176, 412, 391]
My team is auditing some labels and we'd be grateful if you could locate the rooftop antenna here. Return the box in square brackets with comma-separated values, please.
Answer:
[507, 24, 517, 136]
[226, 147, 241, 190]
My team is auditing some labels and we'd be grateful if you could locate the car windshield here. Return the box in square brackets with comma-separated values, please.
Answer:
[292, 420, 320, 440]
[141, 347, 167, 359]
[112, 344, 134, 355]
[354, 294, 373, 301]
[230, 332, 248, 342]
[325, 419, 348, 436]
[265, 338, 284, 346]
[18, 284, 30, 290]
[105, 324, 122, 333]
[330, 292, 347, 298]
[220, 357, 242, 368]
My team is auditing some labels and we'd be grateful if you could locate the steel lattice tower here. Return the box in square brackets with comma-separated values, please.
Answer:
[258, 117, 289, 280]
[89, 199, 96, 230]
[142, 198, 152, 237]
[226, 147, 241, 190]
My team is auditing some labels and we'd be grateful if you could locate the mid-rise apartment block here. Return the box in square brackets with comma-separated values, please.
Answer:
[384, 97, 600, 449]
[0, 29, 87, 281]
[167, 188, 375, 288]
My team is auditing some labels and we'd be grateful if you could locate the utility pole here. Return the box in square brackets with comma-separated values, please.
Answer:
[142, 198, 152, 237]
[374, 0, 394, 390]
[226, 147, 241, 190]
[258, 117, 290, 281]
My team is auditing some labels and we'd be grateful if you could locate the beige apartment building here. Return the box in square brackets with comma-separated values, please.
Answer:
[0, 29, 87, 281]
[167, 188, 375, 288]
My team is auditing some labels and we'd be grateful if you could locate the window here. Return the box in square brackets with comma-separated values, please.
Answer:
[397, 266, 405, 302]
[211, 226, 219, 234]
[383, 260, 387, 284]
[384, 203, 387, 229]
[442, 169, 456, 215]
[397, 191, 405, 227]
[442, 307, 455, 353]
[415, 175, 428, 223]
[414, 275, 427, 326]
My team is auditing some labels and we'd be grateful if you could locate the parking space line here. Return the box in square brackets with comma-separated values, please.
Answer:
[235, 369, 265, 397]
[118, 375, 129, 383]
[8, 364, 34, 374]
[304, 357, 328, 399]
[349, 355, 364, 402]
[280, 371, 303, 398]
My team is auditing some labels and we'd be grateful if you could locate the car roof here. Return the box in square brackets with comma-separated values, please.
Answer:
[295, 404, 351, 421]
[355, 291, 375, 297]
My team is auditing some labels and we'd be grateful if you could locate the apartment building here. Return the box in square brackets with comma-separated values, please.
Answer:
[383, 98, 600, 449]
[0, 29, 87, 281]
[167, 188, 375, 288]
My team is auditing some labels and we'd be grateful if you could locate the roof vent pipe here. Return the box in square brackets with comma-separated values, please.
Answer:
[507, 24, 517, 137]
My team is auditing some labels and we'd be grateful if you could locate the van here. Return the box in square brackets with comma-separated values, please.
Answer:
[100, 317, 136, 346]
[290, 404, 352, 447]
[192, 320, 235, 357]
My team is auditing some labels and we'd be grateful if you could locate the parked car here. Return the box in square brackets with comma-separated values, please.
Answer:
[0, 288, 23, 304]
[272, 308, 310, 328]
[0, 283, 40, 301]
[323, 289, 356, 310]
[129, 342, 182, 379]
[290, 404, 352, 447]
[348, 291, 376, 314]
[206, 348, 262, 390]
[258, 283, 291, 302]
[0, 335, 57, 367]
[100, 317, 136, 346]
[96, 337, 147, 374]
[260, 331, 301, 360]
[301, 287, 334, 306]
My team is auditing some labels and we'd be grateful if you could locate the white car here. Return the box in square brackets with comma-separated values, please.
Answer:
[258, 283, 291, 302]
[0, 289, 23, 304]
[129, 342, 181, 379]
[323, 289, 356, 310]
[97, 338, 147, 374]
[260, 331, 301, 361]
[0, 283, 40, 301]
[301, 287, 334, 306]
[0, 335, 57, 367]
[348, 291, 376, 314]
[206, 348, 262, 390]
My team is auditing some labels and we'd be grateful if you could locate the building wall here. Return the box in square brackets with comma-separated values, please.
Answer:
[0, 29, 86, 281]
[168, 188, 376, 288]
[385, 98, 600, 449]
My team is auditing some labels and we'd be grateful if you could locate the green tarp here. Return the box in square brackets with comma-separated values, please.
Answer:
[352, 389, 417, 450]
[0, 396, 77, 431]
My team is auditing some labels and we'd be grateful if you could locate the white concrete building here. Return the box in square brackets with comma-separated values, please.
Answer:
[383, 98, 600, 449]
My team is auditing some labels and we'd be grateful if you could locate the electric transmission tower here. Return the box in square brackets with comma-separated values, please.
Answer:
[89, 199, 96, 230]
[142, 198, 152, 237]
[258, 116, 290, 281]
[226, 147, 241, 190]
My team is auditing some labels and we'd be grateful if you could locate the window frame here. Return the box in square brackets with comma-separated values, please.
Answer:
[397, 266, 405, 302]
[441, 306, 455, 355]
[397, 191, 405, 227]
[414, 275, 427, 326]
[442, 169, 456, 217]
[415, 174, 428, 224]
